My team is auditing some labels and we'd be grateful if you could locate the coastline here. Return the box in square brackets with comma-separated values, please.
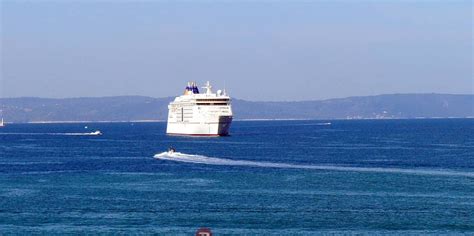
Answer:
[0, 117, 470, 125]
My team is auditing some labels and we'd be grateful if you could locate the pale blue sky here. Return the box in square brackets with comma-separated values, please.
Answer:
[1, 1, 472, 101]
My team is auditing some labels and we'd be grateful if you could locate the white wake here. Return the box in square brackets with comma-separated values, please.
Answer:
[154, 152, 474, 178]
[0, 132, 101, 136]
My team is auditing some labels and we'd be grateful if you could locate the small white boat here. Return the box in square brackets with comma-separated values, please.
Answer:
[0, 118, 4, 127]
[89, 130, 102, 136]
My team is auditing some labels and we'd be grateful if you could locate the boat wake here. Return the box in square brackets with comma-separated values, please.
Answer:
[63, 131, 102, 136]
[154, 152, 474, 178]
[0, 131, 102, 136]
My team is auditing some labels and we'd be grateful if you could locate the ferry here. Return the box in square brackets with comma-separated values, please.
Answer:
[166, 81, 233, 136]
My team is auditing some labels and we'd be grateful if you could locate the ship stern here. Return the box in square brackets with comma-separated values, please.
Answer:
[216, 115, 233, 136]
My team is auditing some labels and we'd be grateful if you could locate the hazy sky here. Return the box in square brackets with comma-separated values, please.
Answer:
[1, 1, 472, 101]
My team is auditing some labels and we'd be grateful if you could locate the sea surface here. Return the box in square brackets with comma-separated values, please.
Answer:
[0, 119, 473, 234]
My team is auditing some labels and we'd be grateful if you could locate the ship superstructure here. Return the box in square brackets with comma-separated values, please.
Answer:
[166, 81, 233, 136]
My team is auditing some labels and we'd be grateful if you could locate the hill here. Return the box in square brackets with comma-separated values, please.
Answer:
[0, 94, 472, 123]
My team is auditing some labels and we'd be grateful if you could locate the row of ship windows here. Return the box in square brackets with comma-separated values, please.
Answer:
[197, 103, 229, 106]
[196, 99, 229, 102]
[196, 103, 229, 106]
[171, 105, 229, 110]
[171, 103, 229, 106]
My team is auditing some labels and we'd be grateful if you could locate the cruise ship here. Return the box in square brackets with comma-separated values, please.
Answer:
[166, 81, 233, 136]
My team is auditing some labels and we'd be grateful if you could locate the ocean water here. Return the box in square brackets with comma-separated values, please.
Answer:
[0, 119, 473, 234]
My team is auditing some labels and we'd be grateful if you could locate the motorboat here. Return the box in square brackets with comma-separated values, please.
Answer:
[90, 130, 102, 136]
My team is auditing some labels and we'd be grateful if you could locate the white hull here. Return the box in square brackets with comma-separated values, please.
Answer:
[167, 116, 232, 136]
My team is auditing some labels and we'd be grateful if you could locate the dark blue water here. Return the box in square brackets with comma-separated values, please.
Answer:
[1, 119, 473, 234]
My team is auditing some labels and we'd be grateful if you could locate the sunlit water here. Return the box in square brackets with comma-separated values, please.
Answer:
[1, 119, 473, 234]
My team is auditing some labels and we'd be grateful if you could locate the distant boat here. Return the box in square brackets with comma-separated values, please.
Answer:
[0, 118, 4, 127]
[89, 130, 102, 136]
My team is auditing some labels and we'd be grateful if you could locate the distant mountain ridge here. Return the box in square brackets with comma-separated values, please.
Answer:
[0, 94, 472, 123]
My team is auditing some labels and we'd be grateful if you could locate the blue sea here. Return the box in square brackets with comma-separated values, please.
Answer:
[0, 119, 473, 234]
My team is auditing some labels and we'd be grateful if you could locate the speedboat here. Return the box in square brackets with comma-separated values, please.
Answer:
[90, 130, 102, 136]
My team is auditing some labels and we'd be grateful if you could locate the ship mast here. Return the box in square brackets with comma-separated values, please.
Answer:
[202, 81, 213, 95]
